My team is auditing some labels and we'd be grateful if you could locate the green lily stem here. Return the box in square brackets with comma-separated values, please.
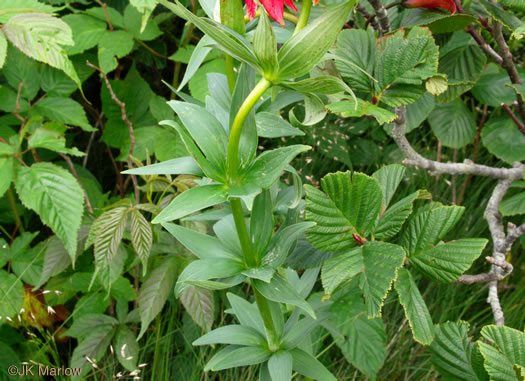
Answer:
[7, 186, 24, 234]
[294, 0, 312, 35]
[254, 287, 281, 352]
[230, 198, 257, 268]
[226, 77, 271, 182]
[225, 55, 236, 94]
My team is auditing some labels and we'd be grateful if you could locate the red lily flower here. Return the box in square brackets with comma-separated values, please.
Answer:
[402, 0, 456, 14]
[246, 0, 318, 26]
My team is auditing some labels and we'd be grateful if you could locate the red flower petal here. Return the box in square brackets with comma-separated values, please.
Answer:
[402, 0, 456, 14]
[284, 0, 298, 13]
[246, 0, 258, 19]
[260, 0, 285, 25]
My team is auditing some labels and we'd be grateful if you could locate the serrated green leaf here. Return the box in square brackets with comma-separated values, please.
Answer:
[276, 0, 356, 80]
[374, 191, 425, 239]
[0, 157, 13, 198]
[114, 325, 138, 371]
[15, 163, 84, 261]
[372, 164, 406, 209]
[28, 128, 84, 156]
[395, 268, 434, 345]
[124, 4, 162, 41]
[138, 257, 177, 339]
[3, 13, 82, 90]
[481, 115, 525, 164]
[70, 325, 115, 379]
[428, 100, 476, 148]
[361, 242, 405, 317]
[66, 313, 118, 338]
[181, 285, 215, 332]
[93, 207, 130, 275]
[321, 248, 363, 296]
[34, 97, 93, 131]
[130, 209, 152, 274]
[480, 325, 525, 380]
[500, 191, 525, 216]
[97, 30, 134, 74]
[335, 29, 376, 92]
[0, 270, 25, 320]
[0, 0, 59, 23]
[400, 205, 465, 256]
[193, 325, 265, 346]
[410, 239, 488, 282]
[479, 0, 522, 31]
[305, 172, 383, 252]
[326, 99, 398, 125]
[153, 184, 229, 223]
[0, 32, 6, 68]
[62, 14, 106, 55]
[403, 10, 477, 34]
[429, 321, 486, 381]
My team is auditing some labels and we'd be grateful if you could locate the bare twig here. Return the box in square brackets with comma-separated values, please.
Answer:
[501, 103, 525, 134]
[87, 61, 140, 203]
[59, 153, 94, 214]
[95, 0, 113, 31]
[367, 0, 391, 35]
[357, 4, 381, 32]
[82, 112, 104, 168]
[14, 82, 26, 124]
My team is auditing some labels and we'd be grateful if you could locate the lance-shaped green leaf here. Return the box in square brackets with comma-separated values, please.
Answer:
[290, 348, 337, 381]
[305, 172, 383, 252]
[227, 293, 265, 335]
[326, 99, 398, 125]
[160, 120, 223, 180]
[253, 10, 278, 78]
[429, 321, 488, 381]
[15, 163, 84, 262]
[256, 112, 304, 138]
[250, 190, 274, 258]
[478, 325, 525, 380]
[138, 257, 178, 339]
[153, 184, 229, 223]
[321, 248, 363, 297]
[263, 222, 316, 268]
[204, 345, 270, 371]
[177, 35, 213, 91]
[175, 258, 244, 296]
[3, 13, 82, 90]
[167, 101, 228, 172]
[193, 325, 265, 346]
[409, 239, 488, 282]
[162, 222, 241, 261]
[122, 156, 204, 176]
[276, 0, 356, 81]
[230, 64, 258, 170]
[269, 351, 293, 381]
[159, 0, 258, 66]
[253, 275, 316, 319]
[243, 145, 311, 189]
[400, 204, 465, 256]
[395, 268, 434, 345]
[130, 209, 152, 274]
[181, 285, 215, 331]
[361, 242, 406, 317]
